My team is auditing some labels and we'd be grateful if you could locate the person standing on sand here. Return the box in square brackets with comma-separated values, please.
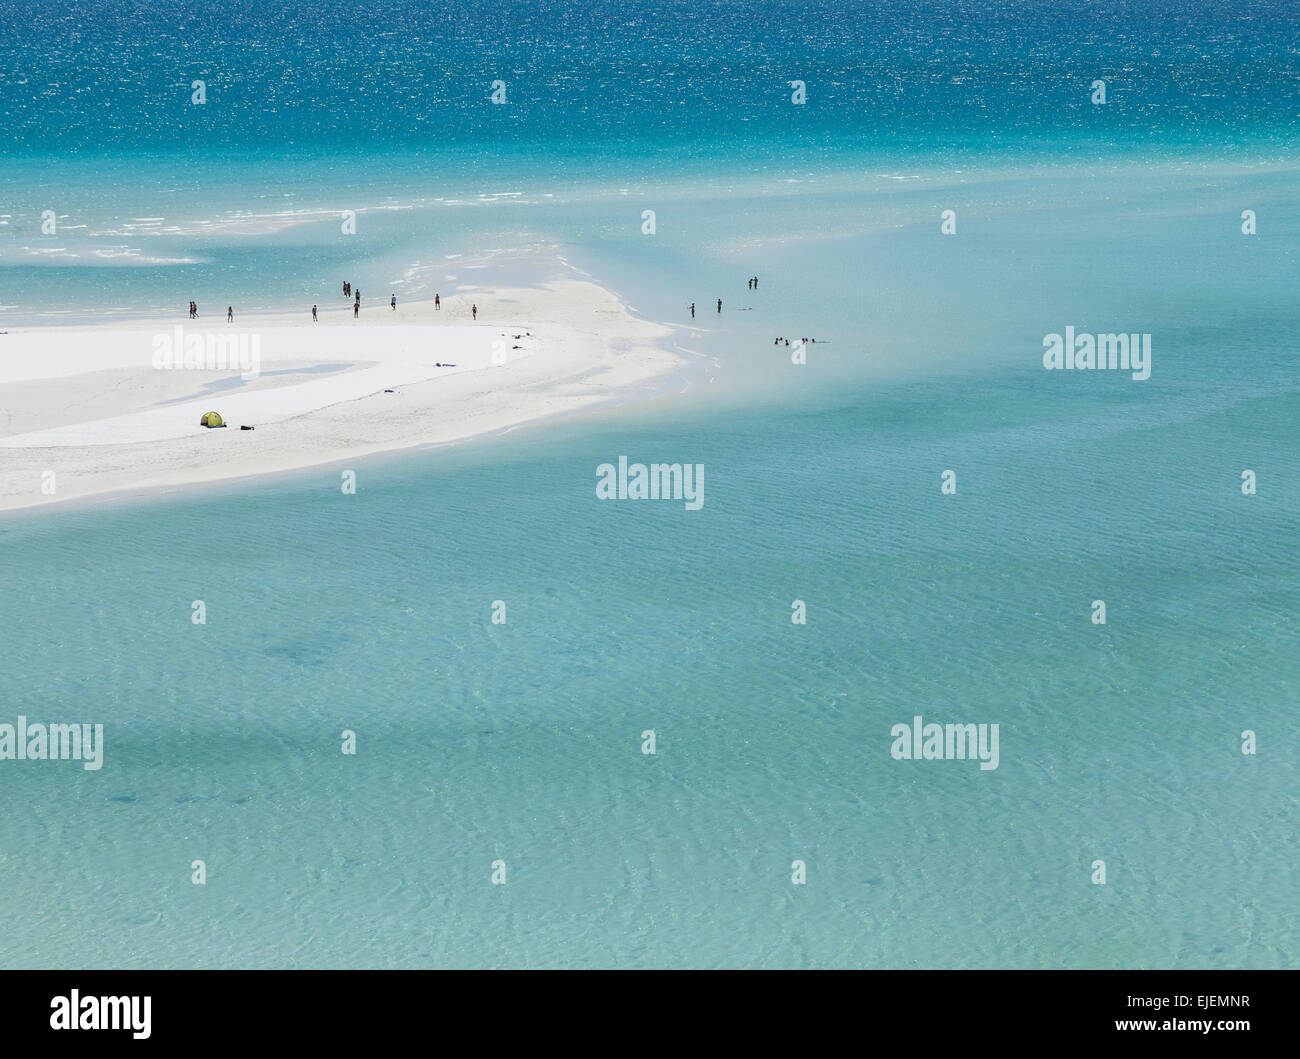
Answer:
[435, 293, 441, 311]
[227, 306, 233, 323]
[472, 303, 477, 320]
[312, 304, 318, 321]
[391, 293, 396, 311]
[353, 298, 359, 319]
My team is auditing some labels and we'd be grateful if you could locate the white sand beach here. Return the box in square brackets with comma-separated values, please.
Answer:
[0, 279, 682, 512]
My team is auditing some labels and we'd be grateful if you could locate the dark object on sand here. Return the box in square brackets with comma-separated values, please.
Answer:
[240, 425, 254, 431]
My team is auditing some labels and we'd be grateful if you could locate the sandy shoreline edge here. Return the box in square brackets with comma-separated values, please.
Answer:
[0, 277, 685, 514]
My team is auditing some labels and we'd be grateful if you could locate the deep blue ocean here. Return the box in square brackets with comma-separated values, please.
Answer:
[0, 0, 1297, 967]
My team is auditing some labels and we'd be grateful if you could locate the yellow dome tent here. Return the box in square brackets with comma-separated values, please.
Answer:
[200, 411, 225, 428]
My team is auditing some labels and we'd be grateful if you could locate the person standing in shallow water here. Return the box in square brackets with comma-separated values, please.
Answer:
[391, 293, 396, 311]
[435, 293, 440, 311]
[227, 306, 233, 323]
[312, 304, 318, 321]
[472, 303, 477, 320]
[716, 298, 722, 313]
[689, 302, 694, 318]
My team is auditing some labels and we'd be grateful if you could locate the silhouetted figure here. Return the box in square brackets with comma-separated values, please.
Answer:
[353, 300, 359, 319]
[227, 306, 233, 323]
[690, 303, 695, 318]
[344, 282, 350, 298]
[472, 303, 478, 320]
[312, 304, 318, 321]
[716, 298, 722, 313]
[435, 293, 441, 310]
[753, 276, 758, 289]
[391, 293, 397, 311]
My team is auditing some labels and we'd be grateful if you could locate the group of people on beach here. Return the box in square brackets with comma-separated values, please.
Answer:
[330, 283, 469, 319]
[185, 300, 234, 322]
[188, 300, 235, 324]
[341, 280, 459, 317]
[187, 284, 469, 324]
[773, 336, 818, 345]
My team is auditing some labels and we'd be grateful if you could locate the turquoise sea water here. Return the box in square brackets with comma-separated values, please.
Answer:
[1, 1, 1298, 967]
